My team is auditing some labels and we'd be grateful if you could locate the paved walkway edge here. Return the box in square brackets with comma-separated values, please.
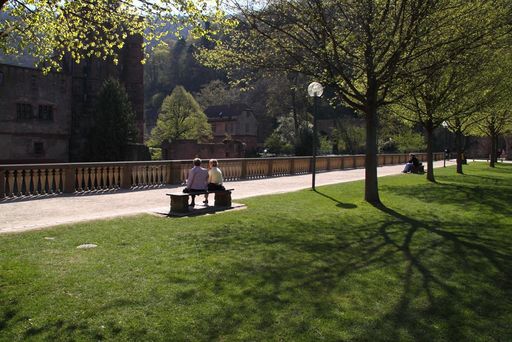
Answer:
[0, 160, 459, 234]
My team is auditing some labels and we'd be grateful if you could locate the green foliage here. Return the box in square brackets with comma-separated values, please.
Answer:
[319, 135, 332, 155]
[392, 131, 426, 153]
[264, 132, 294, 155]
[295, 126, 315, 156]
[0, 0, 230, 72]
[194, 80, 241, 109]
[0, 163, 511, 340]
[149, 147, 162, 160]
[90, 78, 137, 161]
[144, 38, 226, 131]
[332, 123, 366, 155]
[148, 86, 212, 147]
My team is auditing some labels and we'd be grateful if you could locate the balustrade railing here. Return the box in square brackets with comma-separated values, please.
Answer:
[0, 153, 444, 199]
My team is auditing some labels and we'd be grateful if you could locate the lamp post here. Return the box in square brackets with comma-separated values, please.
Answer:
[308, 82, 323, 190]
[442, 121, 448, 167]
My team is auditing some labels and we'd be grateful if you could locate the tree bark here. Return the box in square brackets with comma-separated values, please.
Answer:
[425, 121, 435, 182]
[364, 100, 381, 204]
[489, 134, 496, 168]
[455, 128, 463, 174]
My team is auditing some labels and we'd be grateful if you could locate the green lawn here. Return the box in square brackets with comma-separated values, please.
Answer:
[1, 162, 511, 341]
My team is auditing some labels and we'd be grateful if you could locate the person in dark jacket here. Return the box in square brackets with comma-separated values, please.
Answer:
[402, 153, 420, 173]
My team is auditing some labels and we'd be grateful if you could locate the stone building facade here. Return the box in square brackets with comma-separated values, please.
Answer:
[0, 35, 144, 164]
[0, 64, 72, 163]
[204, 104, 258, 151]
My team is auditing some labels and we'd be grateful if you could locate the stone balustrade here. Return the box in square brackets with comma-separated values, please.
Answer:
[0, 153, 443, 199]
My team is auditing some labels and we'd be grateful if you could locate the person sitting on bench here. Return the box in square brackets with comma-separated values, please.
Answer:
[183, 158, 208, 206]
[402, 153, 420, 173]
[205, 159, 225, 205]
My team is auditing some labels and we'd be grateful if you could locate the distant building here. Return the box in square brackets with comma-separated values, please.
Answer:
[204, 104, 258, 151]
[0, 35, 144, 164]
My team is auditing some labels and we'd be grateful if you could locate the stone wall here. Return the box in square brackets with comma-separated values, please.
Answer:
[0, 64, 71, 163]
[161, 140, 246, 160]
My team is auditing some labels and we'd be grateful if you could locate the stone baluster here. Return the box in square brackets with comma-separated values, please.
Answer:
[113, 166, 118, 188]
[16, 170, 24, 196]
[63, 166, 76, 194]
[106, 167, 112, 189]
[77, 168, 84, 192]
[48, 169, 55, 194]
[92, 167, 99, 190]
[121, 165, 132, 189]
[83, 168, 90, 191]
[55, 169, 62, 193]
[23, 169, 31, 195]
[161, 165, 167, 185]
[7, 170, 15, 196]
[152, 166, 157, 185]
[32, 168, 40, 194]
[129, 166, 136, 187]
[99, 167, 106, 189]
[140, 166, 145, 186]
[136, 166, 142, 186]
[39, 169, 47, 194]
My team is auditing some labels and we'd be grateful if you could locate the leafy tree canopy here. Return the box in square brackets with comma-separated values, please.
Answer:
[194, 80, 241, 109]
[199, 0, 511, 202]
[148, 85, 212, 146]
[0, 0, 229, 72]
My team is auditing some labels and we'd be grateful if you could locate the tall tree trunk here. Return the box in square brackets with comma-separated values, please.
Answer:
[364, 102, 380, 204]
[455, 128, 463, 174]
[291, 89, 299, 138]
[425, 121, 435, 182]
[490, 133, 496, 168]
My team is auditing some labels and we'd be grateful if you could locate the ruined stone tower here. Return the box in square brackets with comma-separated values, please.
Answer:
[66, 34, 144, 162]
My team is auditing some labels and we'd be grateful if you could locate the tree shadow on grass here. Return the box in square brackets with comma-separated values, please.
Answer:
[191, 201, 512, 340]
[382, 176, 512, 217]
[0, 298, 22, 332]
[364, 202, 512, 341]
[313, 189, 358, 209]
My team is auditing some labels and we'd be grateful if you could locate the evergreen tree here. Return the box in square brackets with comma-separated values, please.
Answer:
[148, 86, 212, 146]
[90, 78, 137, 161]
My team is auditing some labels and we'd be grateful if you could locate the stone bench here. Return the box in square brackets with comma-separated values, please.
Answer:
[167, 189, 234, 214]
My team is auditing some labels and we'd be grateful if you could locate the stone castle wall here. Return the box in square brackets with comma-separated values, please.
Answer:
[0, 64, 72, 163]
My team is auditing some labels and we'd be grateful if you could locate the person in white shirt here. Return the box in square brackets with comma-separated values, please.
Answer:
[205, 159, 225, 204]
[184, 158, 208, 206]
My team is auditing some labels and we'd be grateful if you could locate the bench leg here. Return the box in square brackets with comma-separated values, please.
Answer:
[171, 195, 189, 213]
[214, 192, 232, 207]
